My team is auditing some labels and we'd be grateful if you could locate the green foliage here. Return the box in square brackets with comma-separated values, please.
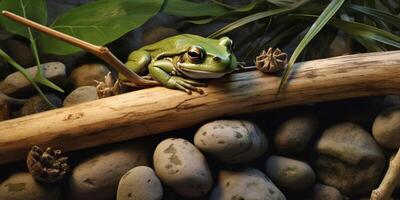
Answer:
[178, 0, 399, 94]
[0, 49, 56, 108]
[0, 0, 47, 38]
[278, 0, 345, 93]
[0, 0, 62, 107]
[38, 0, 163, 55]
[208, 0, 309, 39]
[162, 0, 228, 17]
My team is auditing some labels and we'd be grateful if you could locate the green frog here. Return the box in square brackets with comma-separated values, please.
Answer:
[119, 34, 238, 94]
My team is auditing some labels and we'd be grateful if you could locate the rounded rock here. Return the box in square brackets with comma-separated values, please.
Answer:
[265, 155, 315, 190]
[210, 168, 286, 200]
[194, 120, 267, 163]
[67, 141, 151, 200]
[309, 184, 343, 200]
[372, 106, 400, 149]
[379, 95, 400, 111]
[274, 115, 318, 154]
[315, 122, 385, 196]
[153, 138, 212, 198]
[0, 172, 60, 200]
[117, 166, 163, 200]
[63, 86, 98, 107]
[4, 39, 35, 67]
[70, 63, 110, 88]
[20, 94, 62, 116]
[0, 62, 66, 98]
[0, 99, 10, 121]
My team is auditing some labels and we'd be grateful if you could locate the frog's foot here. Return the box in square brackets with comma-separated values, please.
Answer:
[167, 76, 207, 94]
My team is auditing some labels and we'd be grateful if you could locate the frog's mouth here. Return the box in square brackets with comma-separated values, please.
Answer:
[176, 67, 228, 79]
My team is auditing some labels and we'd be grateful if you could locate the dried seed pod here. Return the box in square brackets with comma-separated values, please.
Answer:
[95, 72, 121, 98]
[255, 47, 287, 73]
[26, 145, 69, 183]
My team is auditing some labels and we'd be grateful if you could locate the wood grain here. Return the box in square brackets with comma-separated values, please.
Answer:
[0, 51, 399, 164]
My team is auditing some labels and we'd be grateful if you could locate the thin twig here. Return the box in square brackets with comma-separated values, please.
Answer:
[1, 10, 160, 87]
[371, 148, 400, 200]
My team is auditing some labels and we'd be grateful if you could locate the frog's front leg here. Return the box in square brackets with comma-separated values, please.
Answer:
[149, 59, 206, 94]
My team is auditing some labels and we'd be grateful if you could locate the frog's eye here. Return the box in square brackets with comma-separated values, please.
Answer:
[187, 46, 205, 63]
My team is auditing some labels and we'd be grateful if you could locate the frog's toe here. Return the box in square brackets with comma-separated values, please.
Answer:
[179, 81, 204, 94]
[175, 82, 192, 94]
[182, 79, 207, 87]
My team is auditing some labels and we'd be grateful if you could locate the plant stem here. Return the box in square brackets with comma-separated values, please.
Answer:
[0, 49, 56, 108]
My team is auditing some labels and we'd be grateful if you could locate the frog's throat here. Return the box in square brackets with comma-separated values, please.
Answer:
[175, 64, 227, 79]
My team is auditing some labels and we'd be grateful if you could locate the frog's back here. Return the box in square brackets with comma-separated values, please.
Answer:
[141, 34, 219, 57]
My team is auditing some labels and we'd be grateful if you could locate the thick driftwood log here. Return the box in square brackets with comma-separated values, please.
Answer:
[0, 51, 400, 164]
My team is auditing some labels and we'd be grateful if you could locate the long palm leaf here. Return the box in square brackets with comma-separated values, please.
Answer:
[277, 0, 345, 94]
[208, 0, 310, 38]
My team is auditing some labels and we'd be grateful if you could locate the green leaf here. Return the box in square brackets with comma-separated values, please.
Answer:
[266, 0, 303, 7]
[34, 75, 64, 93]
[37, 0, 163, 55]
[1, 0, 64, 95]
[347, 4, 400, 29]
[209, 0, 239, 10]
[277, 0, 345, 94]
[162, 0, 229, 17]
[328, 17, 400, 48]
[208, 0, 310, 39]
[185, 0, 264, 24]
[354, 37, 386, 51]
[295, 14, 400, 48]
[0, 0, 47, 38]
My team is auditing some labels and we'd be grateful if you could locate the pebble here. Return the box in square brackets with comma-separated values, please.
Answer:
[69, 63, 110, 88]
[0, 98, 10, 121]
[117, 166, 163, 200]
[20, 94, 62, 116]
[4, 39, 35, 67]
[379, 95, 400, 111]
[153, 138, 212, 198]
[63, 86, 98, 107]
[194, 120, 267, 163]
[265, 155, 315, 190]
[0, 172, 60, 200]
[67, 140, 151, 200]
[0, 62, 66, 97]
[372, 106, 400, 149]
[309, 184, 343, 200]
[315, 122, 385, 196]
[274, 115, 318, 155]
[326, 33, 352, 57]
[210, 168, 286, 200]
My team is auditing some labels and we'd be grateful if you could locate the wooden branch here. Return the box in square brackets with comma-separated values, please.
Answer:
[1, 11, 159, 87]
[371, 148, 400, 200]
[0, 51, 399, 164]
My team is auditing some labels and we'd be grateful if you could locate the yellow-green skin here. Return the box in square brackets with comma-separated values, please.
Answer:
[120, 34, 237, 93]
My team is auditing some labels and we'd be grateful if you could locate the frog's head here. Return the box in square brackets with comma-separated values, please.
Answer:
[176, 36, 237, 79]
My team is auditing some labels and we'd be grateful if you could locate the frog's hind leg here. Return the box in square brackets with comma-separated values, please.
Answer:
[148, 59, 206, 94]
